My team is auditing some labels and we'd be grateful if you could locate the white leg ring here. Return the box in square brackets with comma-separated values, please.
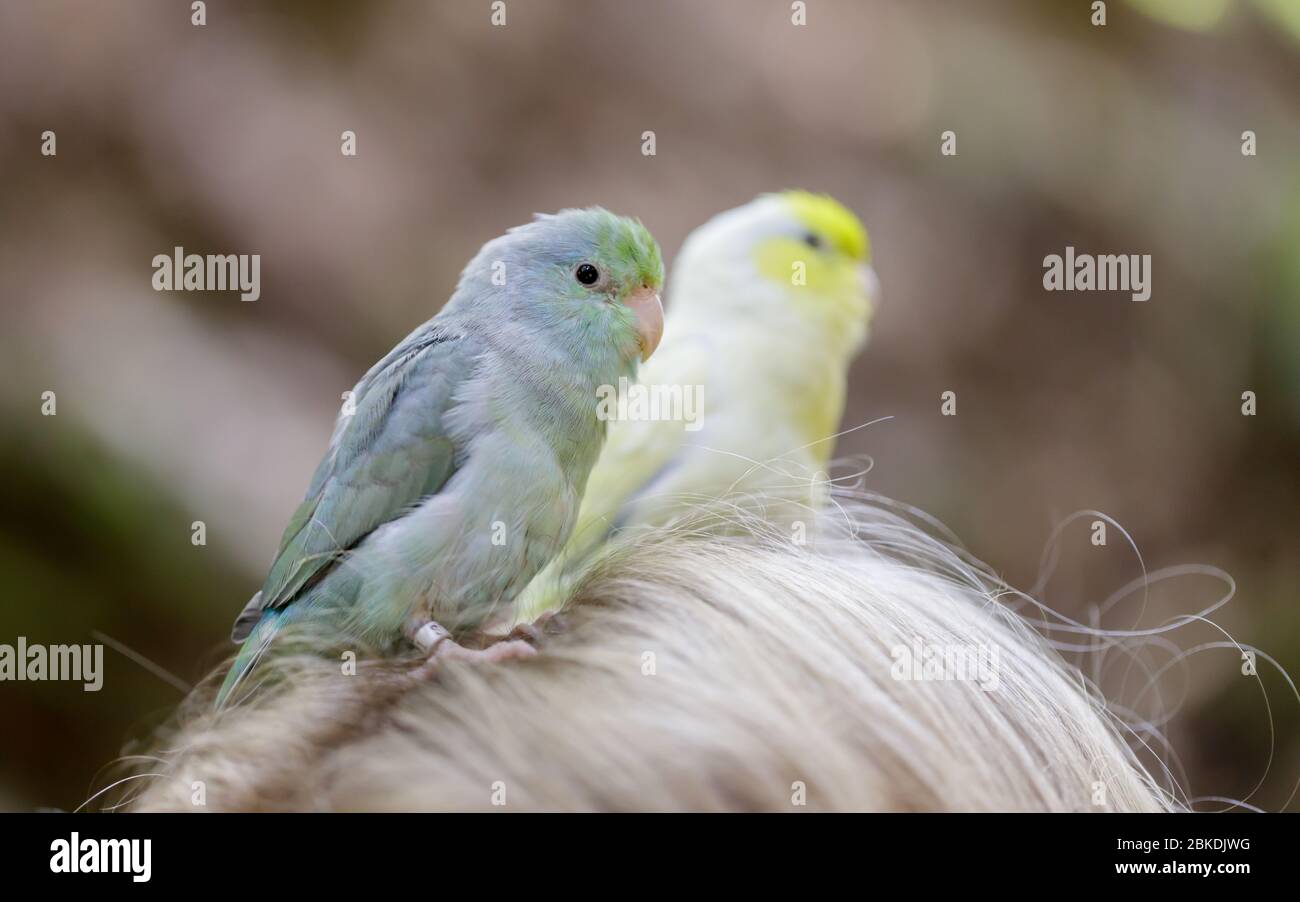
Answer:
[413, 621, 451, 654]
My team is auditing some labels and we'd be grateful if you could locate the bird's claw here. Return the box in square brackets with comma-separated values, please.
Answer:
[505, 609, 567, 644]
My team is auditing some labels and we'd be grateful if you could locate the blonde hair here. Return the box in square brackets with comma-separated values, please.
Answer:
[118, 497, 1176, 812]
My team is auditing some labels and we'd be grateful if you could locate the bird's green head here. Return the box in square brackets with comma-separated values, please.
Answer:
[671, 191, 876, 349]
[458, 208, 665, 365]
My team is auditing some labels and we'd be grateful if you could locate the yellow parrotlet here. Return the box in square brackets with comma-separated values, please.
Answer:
[517, 191, 877, 619]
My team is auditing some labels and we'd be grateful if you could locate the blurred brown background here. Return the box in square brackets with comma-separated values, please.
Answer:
[1, 0, 1296, 811]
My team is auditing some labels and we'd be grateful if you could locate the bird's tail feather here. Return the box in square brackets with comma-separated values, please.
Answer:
[230, 590, 265, 642]
[215, 612, 284, 711]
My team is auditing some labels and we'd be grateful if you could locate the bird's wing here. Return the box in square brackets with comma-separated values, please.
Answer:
[235, 326, 473, 638]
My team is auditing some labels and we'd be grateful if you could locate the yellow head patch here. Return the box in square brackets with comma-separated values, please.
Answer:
[752, 192, 873, 307]
[781, 191, 869, 262]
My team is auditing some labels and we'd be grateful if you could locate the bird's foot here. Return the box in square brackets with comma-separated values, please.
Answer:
[402, 617, 537, 679]
[504, 609, 567, 644]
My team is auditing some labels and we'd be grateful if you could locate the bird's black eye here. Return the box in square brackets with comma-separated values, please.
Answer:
[575, 263, 600, 286]
[802, 232, 823, 250]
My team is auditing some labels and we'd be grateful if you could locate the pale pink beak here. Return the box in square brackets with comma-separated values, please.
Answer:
[622, 286, 664, 362]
